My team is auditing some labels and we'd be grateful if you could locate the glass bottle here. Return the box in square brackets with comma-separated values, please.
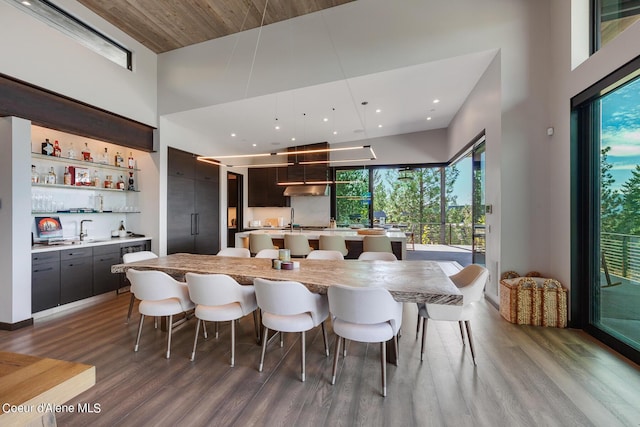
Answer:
[117, 175, 125, 190]
[63, 166, 72, 185]
[82, 142, 92, 162]
[47, 167, 56, 185]
[31, 165, 40, 184]
[127, 171, 135, 191]
[92, 170, 101, 187]
[104, 175, 113, 189]
[128, 152, 135, 169]
[67, 142, 77, 160]
[99, 147, 109, 165]
[115, 152, 124, 168]
[53, 140, 61, 157]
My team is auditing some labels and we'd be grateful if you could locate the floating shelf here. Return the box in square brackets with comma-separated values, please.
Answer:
[31, 152, 140, 172]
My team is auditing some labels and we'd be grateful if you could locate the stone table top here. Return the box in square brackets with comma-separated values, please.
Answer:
[112, 253, 462, 305]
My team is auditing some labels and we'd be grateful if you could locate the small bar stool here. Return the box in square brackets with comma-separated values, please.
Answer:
[319, 235, 349, 257]
[363, 235, 393, 253]
[284, 234, 313, 258]
[249, 233, 277, 256]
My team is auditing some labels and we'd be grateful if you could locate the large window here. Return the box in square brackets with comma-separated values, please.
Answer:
[593, 0, 640, 51]
[572, 57, 640, 364]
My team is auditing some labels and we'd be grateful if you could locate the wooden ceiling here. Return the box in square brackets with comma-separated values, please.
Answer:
[76, 0, 355, 53]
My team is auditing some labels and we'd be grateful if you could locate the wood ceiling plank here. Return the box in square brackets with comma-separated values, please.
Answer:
[76, 0, 354, 53]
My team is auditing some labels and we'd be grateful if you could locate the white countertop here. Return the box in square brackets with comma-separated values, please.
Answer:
[236, 229, 407, 241]
[32, 236, 151, 253]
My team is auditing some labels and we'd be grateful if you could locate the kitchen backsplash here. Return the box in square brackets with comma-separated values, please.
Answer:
[247, 196, 330, 227]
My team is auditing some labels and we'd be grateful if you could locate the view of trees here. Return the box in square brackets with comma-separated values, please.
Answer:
[335, 165, 477, 245]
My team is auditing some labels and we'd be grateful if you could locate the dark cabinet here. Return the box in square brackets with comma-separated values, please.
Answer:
[167, 147, 220, 254]
[60, 248, 93, 304]
[248, 167, 289, 207]
[93, 246, 121, 295]
[31, 251, 60, 313]
[286, 142, 328, 183]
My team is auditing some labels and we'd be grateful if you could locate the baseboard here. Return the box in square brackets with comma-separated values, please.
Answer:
[0, 317, 34, 331]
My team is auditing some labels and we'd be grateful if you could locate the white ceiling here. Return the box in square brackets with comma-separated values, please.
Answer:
[165, 49, 496, 158]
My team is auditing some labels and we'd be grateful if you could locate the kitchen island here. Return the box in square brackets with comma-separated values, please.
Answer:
[235, 229, 407, 260]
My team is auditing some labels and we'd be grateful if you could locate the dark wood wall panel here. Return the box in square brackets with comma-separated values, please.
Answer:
[0, 73, 155, 152]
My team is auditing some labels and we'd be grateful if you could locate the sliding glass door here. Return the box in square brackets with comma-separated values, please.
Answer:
[472, 142, 486, 264]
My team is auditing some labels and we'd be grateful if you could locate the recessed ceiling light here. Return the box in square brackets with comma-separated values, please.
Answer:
[433, 99, 440, 104]
[21, 1, 31, 5]
[231, 133, 236, 137]
[426, 117, 432, 121]
[323, 118, 328, 122]
[252, 143, 257, 147]
[291, 137, 296, 141]
[274, 125, 280, 130]
[333, 131, 338, 135]
[378, 124, 383, 128]
[376, 109, 381, 113]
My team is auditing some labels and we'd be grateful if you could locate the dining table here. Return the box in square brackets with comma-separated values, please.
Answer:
[110, 253, 463, 305]
[111, 253, 463, 364]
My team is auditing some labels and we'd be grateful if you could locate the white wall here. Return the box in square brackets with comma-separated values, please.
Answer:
[0, 117, 33, 324]
[0, 0, 157, 127]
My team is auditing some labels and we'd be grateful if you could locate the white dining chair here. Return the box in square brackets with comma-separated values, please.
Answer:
[254, 249, 280, 259]
[122, 250, 158, 323]
[253, 278, 330, 382]
[357, 252, 397, 261]
[362, 235, 393, 253]
[416, 264, 488, 365]
[127, 269, 195, 359]
[217, 247, 251, 258]
[186, 273, 259, 365]
[328, 284, 403, 397]
[319, 235, 349, 256]
[306, 250, 344, 260]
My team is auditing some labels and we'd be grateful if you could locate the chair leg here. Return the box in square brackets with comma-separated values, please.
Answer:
[342, 337, 347, 357]
[134, 314, 145, 352]
[301, 330, 306, 382]
[464, 320, 477, 366]
[420, 317, 427, 362]
[190, 319, 201, 361]
[215, 322, 219, 339]
[393, 334, 399, 366]
[321, 322, 329, 357]
[280, 331, 284, 348]
[458, 321, 466, 345]
[230, 318, 236, 367]
[259, 326, 269, 372]
[166, 314, 173, 359]
[252, 310, 260, 344]
[380, 342, 387, 397]
[415, 314, 421, 339]
[126, 294, 135, 323]
[331, 334, 341, 385]
[202, 320, 208, 339]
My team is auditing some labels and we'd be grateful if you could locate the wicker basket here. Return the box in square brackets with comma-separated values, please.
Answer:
[499, 274, 567, 328]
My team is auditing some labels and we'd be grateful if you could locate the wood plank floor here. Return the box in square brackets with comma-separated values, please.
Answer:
[1, 293, 639, 426]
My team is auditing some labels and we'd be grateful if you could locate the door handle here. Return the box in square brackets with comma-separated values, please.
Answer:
[195, 213, 200, 235]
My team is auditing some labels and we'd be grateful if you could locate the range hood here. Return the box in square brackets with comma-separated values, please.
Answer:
[283, 185, 329, 197]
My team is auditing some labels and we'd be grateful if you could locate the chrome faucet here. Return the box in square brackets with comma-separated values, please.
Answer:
[290, 207, 295, 232]
[80, 219, 93, 241]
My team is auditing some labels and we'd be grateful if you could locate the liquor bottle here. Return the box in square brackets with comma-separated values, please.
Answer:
[31, 165, 40, 184]
[92, 170, 101, 187]
[117, 175, 125, 190]
[104, 175, 113, 189]
[63, 166, 72, 185]
[53, 140, 62, 157]
[41, 138, 53, 156]
[118, 220, 126, 231]
[67, 142, 77, 160]
[128, 152, 135, 169]
[127, 171, 135, 191]
[82, 142, 92, 162]
[115, 152, 124, 168]
[99, 147, 109, 165]
[47, 167, 56, 185]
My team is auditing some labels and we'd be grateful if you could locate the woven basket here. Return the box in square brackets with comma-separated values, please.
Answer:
[500, 274, 567, 328]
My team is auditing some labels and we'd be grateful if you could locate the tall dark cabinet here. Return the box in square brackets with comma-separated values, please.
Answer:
[167, 147, 220, 254]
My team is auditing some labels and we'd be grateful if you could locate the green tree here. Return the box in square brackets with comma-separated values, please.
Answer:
[335, 169, 370, 226]
[600, 146, 622, 233]
[618, 164, 640, 235]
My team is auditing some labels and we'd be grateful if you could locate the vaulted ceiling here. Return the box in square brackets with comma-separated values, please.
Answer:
[76, 0, 354, 53]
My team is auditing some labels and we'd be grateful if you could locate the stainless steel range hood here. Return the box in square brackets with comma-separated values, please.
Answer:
[283, 185, 329, 197]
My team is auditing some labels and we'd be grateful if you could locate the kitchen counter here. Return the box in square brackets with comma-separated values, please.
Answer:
[32, 236, 151, 253]
[236, 229, 407, 259]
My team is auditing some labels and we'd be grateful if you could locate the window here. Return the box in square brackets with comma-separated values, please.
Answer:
[4, 0, 132, 70]
[572, 56, 640, 364]
[593, 0, 640, 51]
